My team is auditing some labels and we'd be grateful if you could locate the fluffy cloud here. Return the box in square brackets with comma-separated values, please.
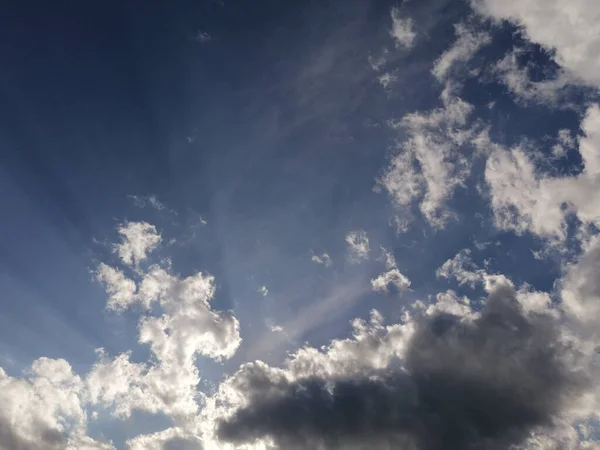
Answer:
[345, 230, 370, 263]
[561, 233, 600, 338]
[378, 86, 477, 228]
[90, 222, 241, 422]
[436, 248, 484, 288]
[208, 279, 592, 450]
[114, 221, 162, 267]
[0, 358, 114, 450]
[390, 7, 415, 49]
[311, 251, 333, 267]
[485, 104, 600, 239]
[473, 0, 600, 88]
[371, 268, 411, 293]
[371, 248, 411, 293]
[95, 263, 137, 311]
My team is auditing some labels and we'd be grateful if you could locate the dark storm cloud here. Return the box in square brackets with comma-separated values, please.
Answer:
[217, 283, 586, 449]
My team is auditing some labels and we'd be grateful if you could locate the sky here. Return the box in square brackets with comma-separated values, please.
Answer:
[0, 0, 599, 449]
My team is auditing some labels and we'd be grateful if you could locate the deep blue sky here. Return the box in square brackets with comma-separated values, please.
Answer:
[0, 0, 597, 448]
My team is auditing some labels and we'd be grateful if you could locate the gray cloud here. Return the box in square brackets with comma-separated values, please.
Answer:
[217, 283, 586, 449]
[0, 417, 66, 450]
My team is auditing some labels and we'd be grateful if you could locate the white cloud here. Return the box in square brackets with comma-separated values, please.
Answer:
[311, 251, 332, 267]
[485, 104, 600, 239]
[371, 268, 411, 293]
[90, 223, 241, 422]
[378, 88, 477, 228]
[258, 285, 268, 297]
[416, 290, 478, 321]
[114, 221, 162, 267]
[95, 263, 137, 311]
[0, 358, 114, 450]
[561, 234, 600, 336]
[491, 50, 577, 107]
[390, 7, 416, 49]
[436, 248, 484, 288]
[127, 427, 204, 450]
[345, 230, 370, 263]
[473, 0, 600, 88]
[432, 23, 491, 81]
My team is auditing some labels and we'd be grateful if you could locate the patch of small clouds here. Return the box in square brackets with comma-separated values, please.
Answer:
[258, 285, 268, 297]
[128, 194, 167, 212]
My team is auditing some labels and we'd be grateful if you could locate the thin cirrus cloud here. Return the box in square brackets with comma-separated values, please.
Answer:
[0, 0, 599, 449]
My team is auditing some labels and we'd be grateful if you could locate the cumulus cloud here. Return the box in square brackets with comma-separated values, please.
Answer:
[210, 278, 590, 450]
[345, 230, 370, 263]
[90, 222, 241, 422]
[0, 359, 114, 450]
[95, 263, 137, 311]
[390, 7, 415, 49]
[472, 0, 600, 88]
[113, 221, 162, 267]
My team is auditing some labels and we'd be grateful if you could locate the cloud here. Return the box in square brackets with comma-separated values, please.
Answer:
[371, 268, 411, 293]
[432, 23, 491, 81]
[377, 86, 477, 229]
[377, 71, 398, 90]
[128, 195, 168, 212]
[90, 223, 241, 421]
[311, 251, 333, 267]
[0, 358, 114, 450]
[371, 248, 411, 294]
[194, 31, 212, 44]
[95, 263, 137, 311]
[390, 7, 416, 49]
[561, 233, 600, 339]
[113, 221, 162, 267]
[490, 49, 577, 107]
[258, 285, 269, 297]
[127, 427, 204, 450]
[345, 230, 370, 263]
[436, 248, 484, 288]
[484, 104, 600, 239]
[211, 279, 589, 449]
[472, 0, 600, 88]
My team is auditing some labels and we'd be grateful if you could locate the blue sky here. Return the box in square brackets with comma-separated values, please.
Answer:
[1, 0, 599, 449]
